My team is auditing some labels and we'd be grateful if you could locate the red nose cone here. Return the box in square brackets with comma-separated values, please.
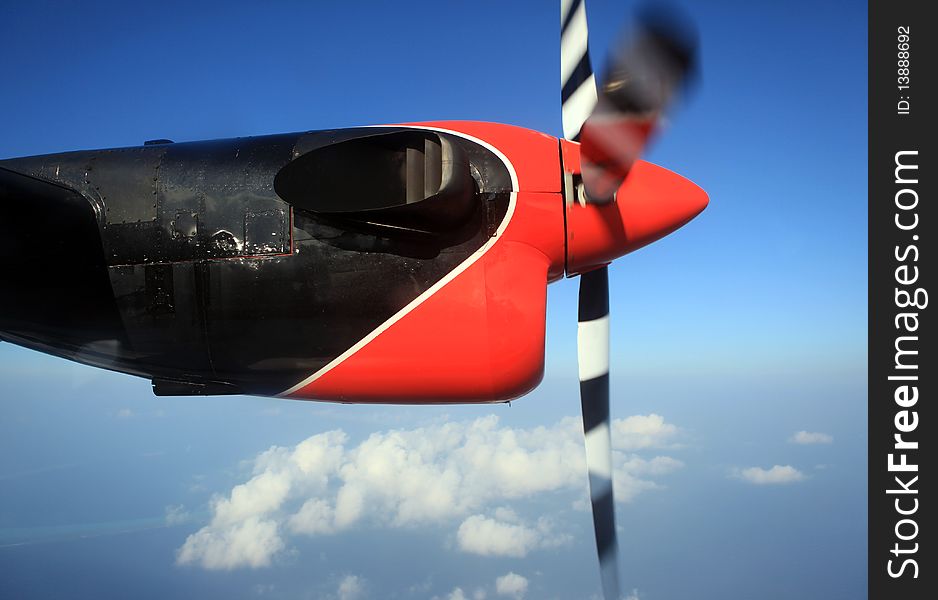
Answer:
[565, 160, 708, 276]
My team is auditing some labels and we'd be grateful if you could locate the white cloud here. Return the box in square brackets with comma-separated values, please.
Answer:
[441, 588, 467, 600]
[735, 465, 806, 485]
[495, 572, 528, 599]
[407, 577, 433, 595]
[337, 574, 365, 600]
[570, 455, 682, 509]
[176, 516, 284, 569]
[116, 408, 133, 419]
[458, 515, 537, 557]
[289, 497, 337, 535]
[611, 414, 679, 450]
[428, 581, 486, 600]
[624, 589, 641, 600]
[176, 414, 682, 569]
[289, 498, 337, 535]
[165, 504, 189, 525]
[213, 470, 292, 525]
[790, 431, 833, 445]
[457, 514, 567, 557]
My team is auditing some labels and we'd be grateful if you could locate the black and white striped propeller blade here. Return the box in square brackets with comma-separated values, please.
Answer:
[561, 0, 598, 142]
[562, 2, 618, 598]
[577, 266, 618, 600]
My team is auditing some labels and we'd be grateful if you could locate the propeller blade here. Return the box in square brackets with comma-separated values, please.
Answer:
[577, 265, 619, 600]
[563, 4, 618, 597]
[560, 0, 598, 142]
[577, 4, 699, 202]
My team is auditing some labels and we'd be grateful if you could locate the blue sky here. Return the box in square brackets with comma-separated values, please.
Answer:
[1, 1, 866, 599]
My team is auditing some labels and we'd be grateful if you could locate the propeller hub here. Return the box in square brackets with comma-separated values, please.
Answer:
[562, 140, 708, 276]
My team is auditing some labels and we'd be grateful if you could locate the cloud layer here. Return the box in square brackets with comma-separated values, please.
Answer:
[177, 414, 681, 570]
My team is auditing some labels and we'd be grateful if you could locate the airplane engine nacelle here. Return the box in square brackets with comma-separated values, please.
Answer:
[0, 121, 704, 404]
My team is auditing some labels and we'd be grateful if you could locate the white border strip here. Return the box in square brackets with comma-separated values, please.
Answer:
[278, 125, 519, 397]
